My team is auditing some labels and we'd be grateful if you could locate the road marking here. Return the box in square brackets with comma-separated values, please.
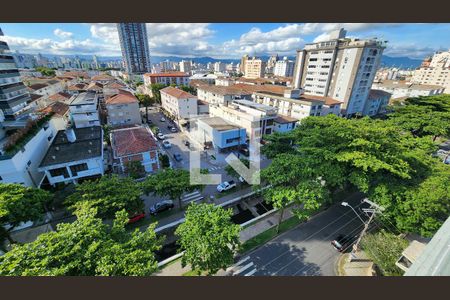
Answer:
[244, 268, 257, 276]
[234, 262, 254, 275]
[235, 256, 251, 266]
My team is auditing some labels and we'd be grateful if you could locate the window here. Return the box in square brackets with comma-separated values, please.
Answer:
[70, 163, 88, 176]
[49, 167, 70, 178]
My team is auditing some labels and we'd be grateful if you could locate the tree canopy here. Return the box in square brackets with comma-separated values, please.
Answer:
[175, 203, 240, 275]
[65, 175, 144, 218]
[0, 184, 52, 242]
[0, 203, 163, 276]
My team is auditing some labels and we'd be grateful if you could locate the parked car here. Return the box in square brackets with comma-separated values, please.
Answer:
[331, 234, 355, 252]
[147, 119, 152, 125]
[183, 140, 190, 147]
[149, 200, 174, 215]
[217, 180, 236, 192]
[162, 140, 171, 148]
[157, 132, 165, 140]
[167, 125, 173, 130]
[173, 153, 183, 161]
[238, 176, 245, 183]
[160, 117, 166, 122]
[239, 148, 250, 157]
[170, 127, 177, 133]
[128, 213, 146, 224]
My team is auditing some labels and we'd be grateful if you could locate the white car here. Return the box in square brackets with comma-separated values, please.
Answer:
[216, 180, 236, 192]
[162, 140, 171, 148]
[157, 132, 165, 140]
[160, 117, 166, 122]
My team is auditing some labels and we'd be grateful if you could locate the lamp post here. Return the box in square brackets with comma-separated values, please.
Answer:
[341, 202, 365, 224]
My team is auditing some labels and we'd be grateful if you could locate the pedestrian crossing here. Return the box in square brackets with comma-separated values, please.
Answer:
[181, 190, 204, 203]
[208, 165, 224, 172]
[227, 256, 257, 276]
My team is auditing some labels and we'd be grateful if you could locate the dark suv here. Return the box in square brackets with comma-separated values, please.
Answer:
[149, 200, 174, 215]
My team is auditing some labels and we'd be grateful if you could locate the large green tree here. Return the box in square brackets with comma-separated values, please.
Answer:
[65, 175, 144, 218]
[175, 203, 240, 275]
[135, 93, 154, 120]
[361, 230, 408, 276]
[0, 184, 52, 243]
[141, 169, 204, 210]
[0, 203, 163, 276]
[149, 83, 167, 104]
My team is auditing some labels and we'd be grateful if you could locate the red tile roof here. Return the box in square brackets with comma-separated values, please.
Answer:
[87, 82, 104, 90]
[106, 91, 138, 105]
[39, 101, 69, 116]
[160, 86, 196, 99]
[68, 83, 87, 91]
[91, 74, 114, 81]
[302, 94, 342, 106]
[105, 82, 126, 89]
[144, 72, 189, 77]
[48, 92, 71, 102]
[28, 83, 48, 90]
[112, 127, 158, 157]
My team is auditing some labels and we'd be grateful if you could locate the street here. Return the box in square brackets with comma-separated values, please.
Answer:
[231, 193, 369, 276]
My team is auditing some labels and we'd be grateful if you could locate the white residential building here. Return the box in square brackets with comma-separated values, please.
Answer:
[363, 89, 392, 116]
[196, 85, 253, 106]
[179, 60, 192, 73]
[143, 72, 190, 93]
[274, 57, 295, 77]
[160, 86, 198, 120]
[209, 99, 277, 142]
[214, 62, 227, 73]
[197, 117, 246, 150]
[293, 28, 386, 116]
[69, 92, 100, 128]
[0, 115, 59, 187]
[412, 50, 450, 93]
[38, 126, 104, 186]
[372, 80, 444, 100]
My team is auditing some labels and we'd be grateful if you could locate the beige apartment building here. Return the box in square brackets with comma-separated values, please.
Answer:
[160, 86, 198, 120]
[105, 91, 141, 127]
[244, 57, 265, 79]
[412, 50, 450, 93]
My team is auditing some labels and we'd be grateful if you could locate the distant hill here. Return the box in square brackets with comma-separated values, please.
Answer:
[380, 55, 423, 69]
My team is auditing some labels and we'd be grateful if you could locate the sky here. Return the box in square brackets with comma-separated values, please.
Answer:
[0, 23, 449, 59]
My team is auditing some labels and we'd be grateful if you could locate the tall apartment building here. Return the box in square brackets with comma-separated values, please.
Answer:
[244, 57, 265, 79]
[240, 55, 249, 74]
[293, 28, 386, 116]
[412, 50, 450, 93]
[117, 23, 151, 74]
[266, 54, 279, 74]
[274, 57, 295, 77]
[0, 28, 31, 121]
[214, 62, 226, 73]
[179, 60, 192, 73]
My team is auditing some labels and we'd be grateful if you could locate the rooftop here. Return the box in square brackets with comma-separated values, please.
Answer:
[111, 126, 158, 157]
[144, 72, 189, 77]
[68, 83, 87, 91]
[198, 83, 286, 96]
[199, 116, 241, 132]
[70, 91, 98, 106]
[106, 91, 138, 105]
[39, 101, 69, 116]
[48, 92, 71, 102]
[91, 74, 114, 81]
[39, 126, 102, 168]
[232, 99, 278, 113]
[369, 89, 392, 99]
[274, 115, 299, 124]
[160, 86, 196, 99]
[254, 91, 342, 106]
[86, 82, 104, 91]
[374, 80, 445, 91]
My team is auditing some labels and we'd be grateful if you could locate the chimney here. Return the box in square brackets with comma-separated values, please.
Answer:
[65, 127, 76, 143]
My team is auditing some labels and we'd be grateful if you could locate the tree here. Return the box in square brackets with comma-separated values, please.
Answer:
[180, 85, 196, 95]
[36, 66, 56, 77]
[135, 93, 154, 120]
[261, 153, 330, 233]
[149, 83, 167, 104]
[102, 124, 112, 144]
[361, 230, 408, 276]
[175, 203, 240, 275]
[141, 169, 204, 210]
[65, 175, 144, 218]
[0, 203, 163, 276]
[159, 153, 170, 168]
[0, 184, 52, 244]
[124, 161, 145, 179]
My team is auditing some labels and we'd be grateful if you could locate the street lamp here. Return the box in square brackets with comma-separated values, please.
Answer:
[341, 202, 365, 224]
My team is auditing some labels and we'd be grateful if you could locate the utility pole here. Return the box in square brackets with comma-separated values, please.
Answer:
[348, 198, 385, 262]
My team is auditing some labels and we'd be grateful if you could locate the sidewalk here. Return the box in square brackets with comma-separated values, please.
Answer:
[155, 206, 295, 276]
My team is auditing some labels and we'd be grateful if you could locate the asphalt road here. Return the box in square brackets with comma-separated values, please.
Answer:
[235, 193, 369, 276]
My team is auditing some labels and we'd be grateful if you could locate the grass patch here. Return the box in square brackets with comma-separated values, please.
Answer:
[182, 269, 205, 276]
[239, 215, 302, 254]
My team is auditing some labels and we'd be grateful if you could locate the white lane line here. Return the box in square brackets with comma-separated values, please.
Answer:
[244, 268, 257, 276]
[236, 256, 251, 266]
[234, 262, 254, 275]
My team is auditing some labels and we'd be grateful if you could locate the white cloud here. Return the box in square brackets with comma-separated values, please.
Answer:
[53, 28, 73, 39]
[384, 43, 440, 59]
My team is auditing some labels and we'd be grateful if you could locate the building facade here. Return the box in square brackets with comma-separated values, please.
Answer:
[273, 57, 295, 77]
[160, 86, 198, 120]
[293, 28, 386, 116]
[372, 80, 444, 99]
[244, 57, 265, 79]
[412, 50, 450, 93]
[69, 92, 100, 128]
[106, 91, 141, 127]
[117, 23, 151, 74]
[143, 72, 190, 91]
[197, 117, 246, 150]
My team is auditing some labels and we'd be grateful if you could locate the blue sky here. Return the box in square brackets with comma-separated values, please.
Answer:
[0, 23, 448, 59]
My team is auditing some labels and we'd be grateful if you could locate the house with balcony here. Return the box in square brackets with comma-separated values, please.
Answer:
[68, 91, 100, 128]
[110, 126, 159, 174]
[105, 90, 141, 127]
[0, 113, 58, 187]
[38, 126, 104, 186]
